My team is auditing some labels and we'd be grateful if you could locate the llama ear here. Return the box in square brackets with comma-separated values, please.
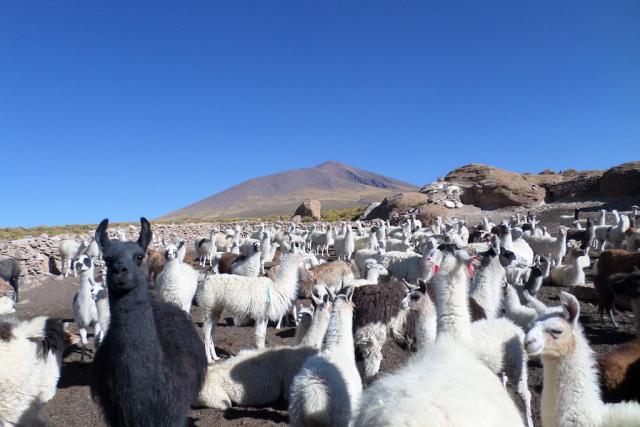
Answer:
[559, 291, 580, 326]
[95, 219, 110, 251]
[417, 279, 428, 294]
[402, 279, 418, 292]
[311, 290, 323, 307]
[177, 242, 186, 262]
[137, 217, 152, 251]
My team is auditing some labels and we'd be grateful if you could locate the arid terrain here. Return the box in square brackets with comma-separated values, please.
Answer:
[13, 225, 637, 427]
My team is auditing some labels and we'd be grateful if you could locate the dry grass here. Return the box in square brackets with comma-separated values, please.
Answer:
[0, 222, 135, 241]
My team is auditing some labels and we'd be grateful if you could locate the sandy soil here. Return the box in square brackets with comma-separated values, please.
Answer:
[12, 207, 639, 426]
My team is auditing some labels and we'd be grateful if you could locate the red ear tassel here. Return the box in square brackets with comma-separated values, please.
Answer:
[432, 264, 440, 275]
[467, 263, 476, 278]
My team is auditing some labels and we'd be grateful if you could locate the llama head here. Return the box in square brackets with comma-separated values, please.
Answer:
[296, 304, 314, 326]
[402, 279, 429, 310]
[524, 291, 579, 359]
[252, 241, 262, 253]
[74, 255, 94, 275]
[164, 241, 185, 260]
[95, 217, 152, 293]
[331, 285, 355, 312]
[364, 259, 388, 279]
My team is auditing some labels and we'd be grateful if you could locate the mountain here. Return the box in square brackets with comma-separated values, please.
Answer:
[160, 161, 417, 220]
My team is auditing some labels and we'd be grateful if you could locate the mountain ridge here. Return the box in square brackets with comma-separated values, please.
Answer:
[160, 161, 417, 220]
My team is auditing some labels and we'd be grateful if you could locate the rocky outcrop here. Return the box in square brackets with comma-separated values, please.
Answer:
[599, 161, 640, 199]
[543, 174, 602, 202]
[359, 202, 381, 220]
[364, 192, 428, 221]
[445, 164, 546, 209]
[293, 200, 322, 220]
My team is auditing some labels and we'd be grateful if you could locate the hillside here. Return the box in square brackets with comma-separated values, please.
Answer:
[160, 161, 417, 220]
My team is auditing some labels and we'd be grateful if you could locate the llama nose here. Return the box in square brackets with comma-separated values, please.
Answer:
[113, 263, 128, 274]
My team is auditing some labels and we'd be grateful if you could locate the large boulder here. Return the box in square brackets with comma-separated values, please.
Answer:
[364, 192, 428, 221]
[359, 202, 381, 220]
[445, 164, 546, 210]
[293, 200, 322, 220]
[599, 161, 640, 199]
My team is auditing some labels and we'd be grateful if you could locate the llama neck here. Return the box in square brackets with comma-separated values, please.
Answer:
[273, 256, 302, 299]
[323, 305, 354, 358]
[165, 258, 180, 272]
[301, 311, 330, 348]
[78, 273, 93, 294]
[108, 275, 159, 347]
[435, 262, 472, 343]
[365, 269, 379, 282]
[471, 256, 504, 292]
[413, 301, 437, 351]
[502, 232, 514, 250]
[541, 327, 604, 427]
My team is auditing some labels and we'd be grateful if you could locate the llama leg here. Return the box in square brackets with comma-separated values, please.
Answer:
[79, 327, 88, 362]
[275, 316, 283, 329]
[204, 310, 222, 362]
[608, 307, 618, 328]
[292, 304, 299, 326]
[519, 377, 533, 427]
[255, 319, 268, 349]
[94, 323, 103, 350]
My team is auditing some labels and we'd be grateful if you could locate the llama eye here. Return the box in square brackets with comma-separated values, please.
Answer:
[549, 328, 563, 336]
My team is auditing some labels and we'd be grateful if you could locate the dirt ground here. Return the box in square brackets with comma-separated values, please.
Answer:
[13, 206, 640, 426]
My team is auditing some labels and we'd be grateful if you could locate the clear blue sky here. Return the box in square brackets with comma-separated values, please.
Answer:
[1, 1, 639, 227]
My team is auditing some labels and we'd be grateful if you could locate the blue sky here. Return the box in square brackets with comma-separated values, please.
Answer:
[1, 1, 639, 227]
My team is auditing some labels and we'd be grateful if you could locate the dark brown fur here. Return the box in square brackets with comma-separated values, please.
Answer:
[352, 280, 406, 329]
[217, 252, 240, 274]
[598, 339, 640, 403]
[145, 249, 165, 284]
[0, 322, 13, 341]
[595, 250, 640, 318]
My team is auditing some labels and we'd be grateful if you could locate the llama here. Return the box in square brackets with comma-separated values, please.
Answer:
[548, 247, 588, 287]
[72, 255, 101, 362]
[196, 346, 319, 410]
[413, 250, 533, 426]
[294, 304, 315, 345]
[59, 239, 82, 277]
[198, 251, 310, 362]
[298, 293, 333, 349]
[299, 260, 355, 298]
[469, 239, 516, 319]
[523, 225, 568, 266]
[0, 258, 21, 302]
[594, 249, 640, 326]
[289, 286, 362, 427]
[352, 280, 409, 379]
[352, 251, 524, 427]
[230, 241, 262, 277]
[597, 271, 640, 403]
[502, 284, 538, 330]
[0, 317, 74, 426]
[334, 224, 355, 261]
[524, 292, 640, 426]
[353, 259, 388, 286]
[402, 279, 437, 350]
[195, 229, 217, 267]
[156, 241, 198, 313]
[90, 218, 207, 427]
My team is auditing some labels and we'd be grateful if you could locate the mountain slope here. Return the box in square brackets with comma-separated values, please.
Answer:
[160, 161, 417, 220]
